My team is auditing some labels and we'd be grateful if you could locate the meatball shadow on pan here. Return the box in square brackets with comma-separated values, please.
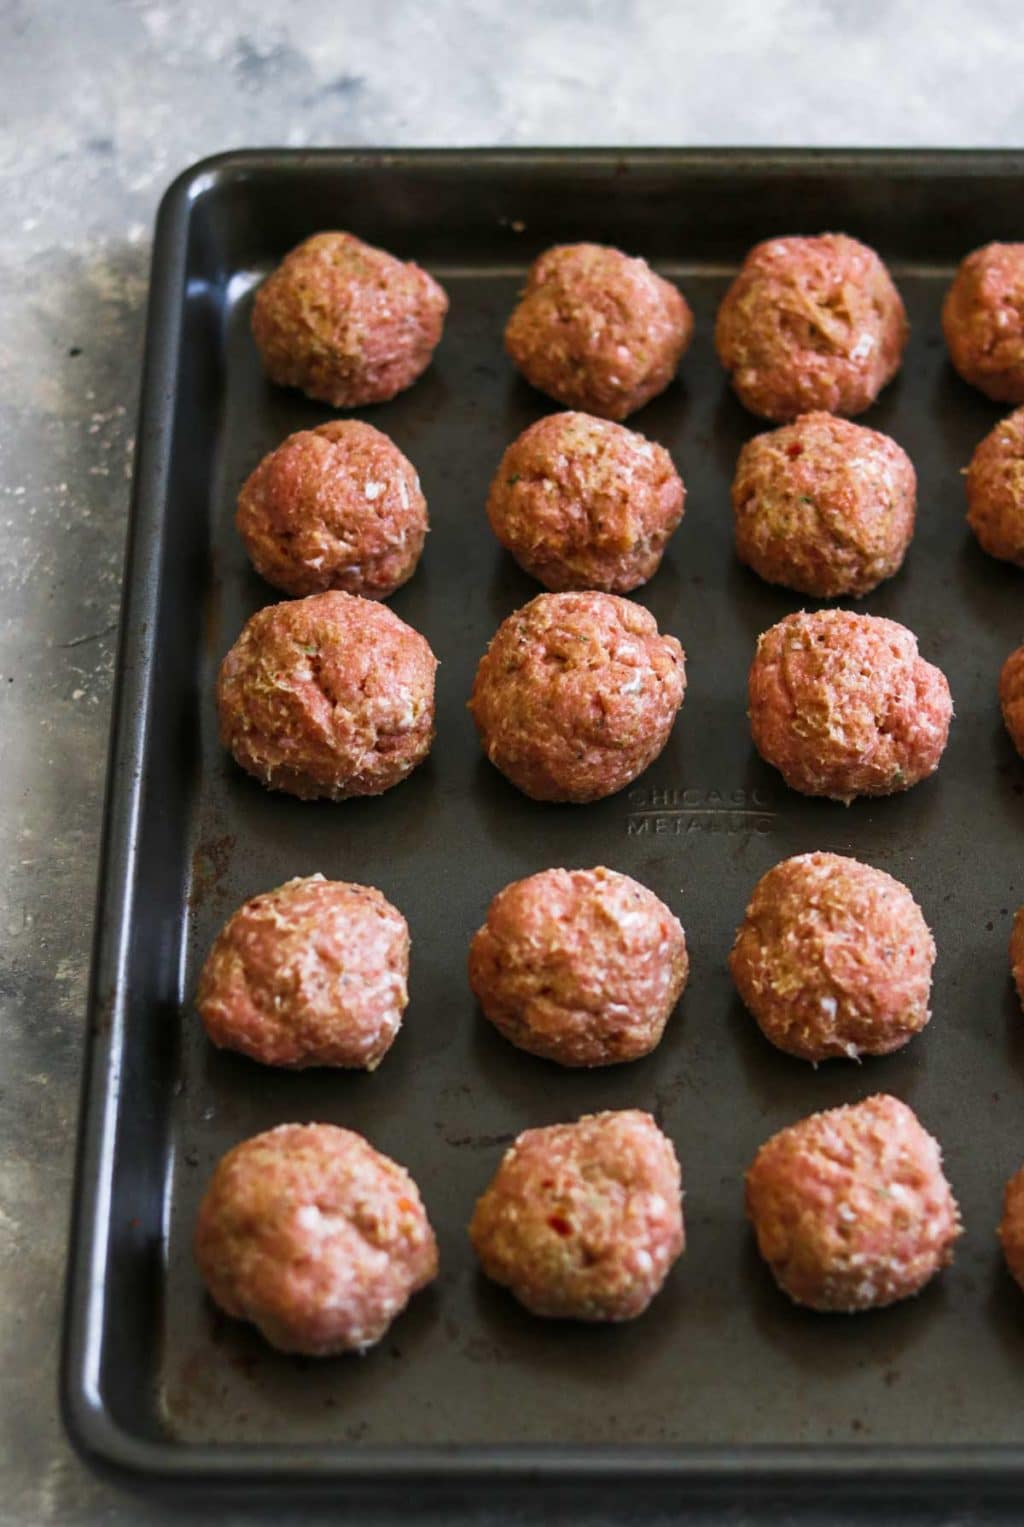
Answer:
[466, 1008, 674, 1118]
[626, 371, 692, 438]
[500, 373, 567, 438]
[371, 363, 457, 446]
[851, 366, 906, 436]
[931, 357, 1007, 444]
[214, 744, 441, 842]
[467, 753, 625, 864]
[499, 363, 693, 443]
[628, 546, 685, 625]
[484, 550, 546, 624]
[986, 1256, 1024, 1349]
[991, 718, 1024, 835]
[951, 531, 1022, 629]
[723, 555, 821, 642]
[952, 546, 1024, 677]
[197, 1276, 443, 1393]
[466, 1264, 685, 1387]
[723, 992, 922, 1122]
[709, 384, 767, 478]
[741, 1231, 952, 1373]
[736, 734, 954, 869]
[1003, 976, 1024, 1086]
[233, 557, 279, 620]
[482, 544, 689, 632]
[193, 1036, 417, 1114]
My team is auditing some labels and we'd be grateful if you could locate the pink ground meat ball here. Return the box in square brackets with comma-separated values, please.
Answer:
[1000, 1164, 1024, 1292]
[217, 591, 436, 801]
[715, 234, 908, 421]
[748, 609, 952, 803]
[729, 853, 934, 1062]
[504, 243, 693, 421]
[468, 591, 686, 803]
[469, 1109, 684, 1321]
[468, 866, 688, 1067]
[745, 1094, 961, 1312]
[198, 875, 409, 1070]
[965, 407, 1024, 565]
[236, 421, 428, 599]
[251, 231, 448, 408]
[942, 243, 1024, 403]
[194, 1123, 438, 1355]
[999, 643, 1024, 758]
[732, 411, 916, 597]
[486, 411, 685, 594]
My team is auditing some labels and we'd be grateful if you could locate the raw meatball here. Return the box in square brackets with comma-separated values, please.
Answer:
[468, 866, 688, 1067]
[715, 234, 908, 421]
[468, 591, 686, 803]
[1000, 643, 1024, 758]
[251, 231, 448, 408]
[194, 1123, 438, 1355]
[236, 421, 427, 599]
[732, 412, 916, 597]
[217, 591, 436, 800]
[198, 875, 409, 1070]
[748, 609, 952, 802]
[469, 1110, 683, 1320]
[745, 1094, 961, 1312]
[486, 411, 685, 593]
[999, 1164, 1024, 1291]
[965, 407, 1024, 565]
[942, 243, 1024, 403]
[730, 853, 934, 1062]
[504, 243, 693, 421]
[1009, 907, 1024, 1009]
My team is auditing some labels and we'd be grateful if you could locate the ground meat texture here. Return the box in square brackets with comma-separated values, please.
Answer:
[745, 1095, 961, 1312]
[715, 235, 908, 422]
[999, 644, 1024, 758]
[468, 591, 685, 803]
[999, 1164, 1024, 1292]
[217, 591, 436, 800]
[1010, 907, 1024, 1009]
[729, 853, 934, 1063]
[748, 609, 952, 803]
[198, 875, 408, 1070]
[732, 412, 916, 597]
[942, 244, 1024, 403]
[486, 411, 685, 594]
[194, 1123, 438, 1355]
[469, 1110, 683, 1320]
[504, 244, 693, 421]
[468, 867, 688, 1067]
[236, 421, 427, 599]
[251, 232, 448, 408]
[965, 407, 1024, 564]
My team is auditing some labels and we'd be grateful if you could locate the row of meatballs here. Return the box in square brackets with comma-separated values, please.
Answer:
[219, 589, 974, 808]
[196, 1098, 1024, 1359]
[251, 227, 1024, 422]
[190, 860, 1024, 1355]
[234, 403, 1024, 609]
[198, 856, 969, 1074]
[191, 230, 1024, 1362]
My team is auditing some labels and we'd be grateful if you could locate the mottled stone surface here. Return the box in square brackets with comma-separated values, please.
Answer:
[1, 0, 1023, 1521]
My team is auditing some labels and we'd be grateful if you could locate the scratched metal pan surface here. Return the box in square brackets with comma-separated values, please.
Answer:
[62, 150, 1024, 1496]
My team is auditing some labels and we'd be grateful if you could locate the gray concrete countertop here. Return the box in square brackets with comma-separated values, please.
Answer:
[2, 1, 1024, 1521]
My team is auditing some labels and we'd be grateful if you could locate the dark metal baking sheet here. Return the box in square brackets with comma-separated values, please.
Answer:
[62, 149, 1024, 1496]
